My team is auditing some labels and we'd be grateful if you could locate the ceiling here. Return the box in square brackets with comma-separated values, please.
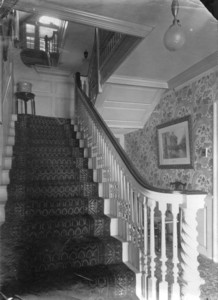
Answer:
[14, 0, 218, 133]
[15, 0, 217, 81]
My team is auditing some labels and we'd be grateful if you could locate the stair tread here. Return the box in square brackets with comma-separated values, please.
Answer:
[2, 215, 111, 240]
[6, 196, 105, 217]
[26, 180, 96, 186]
[17, 235, 119, 245]
[1, 114, 136, 299]
[6, 213, 108, 222]
[9, 168, 93, 182]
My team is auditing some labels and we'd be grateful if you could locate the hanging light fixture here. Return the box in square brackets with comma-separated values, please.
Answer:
[163, 0, 185, 51]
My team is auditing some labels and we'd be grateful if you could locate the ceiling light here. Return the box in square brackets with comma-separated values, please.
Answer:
[84, 50, 88, 60]
[163, 0, 185, 51]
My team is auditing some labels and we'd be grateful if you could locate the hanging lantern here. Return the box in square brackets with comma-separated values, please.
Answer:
[163, 0, 185, 51]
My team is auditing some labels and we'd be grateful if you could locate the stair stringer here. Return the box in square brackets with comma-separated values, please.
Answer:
[0, 114, 17, 224]
[72, 120, 142, 300]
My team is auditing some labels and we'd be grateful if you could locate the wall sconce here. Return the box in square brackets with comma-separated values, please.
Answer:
[84, 50, 88, 60]
[163, 0, 185, 51]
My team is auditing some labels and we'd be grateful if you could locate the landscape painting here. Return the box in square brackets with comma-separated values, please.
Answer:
[157, 116, 192, 168]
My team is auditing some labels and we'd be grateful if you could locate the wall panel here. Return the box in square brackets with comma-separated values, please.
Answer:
[13, 49, 75, 119]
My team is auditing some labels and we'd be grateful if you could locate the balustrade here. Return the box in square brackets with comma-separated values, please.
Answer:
[75, 84, 207, 300]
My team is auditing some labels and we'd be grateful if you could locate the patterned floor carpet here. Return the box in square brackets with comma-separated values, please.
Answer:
[198, 254, 218, 300]
[0, 115, 136, 300]
[0, 114, 217, 300]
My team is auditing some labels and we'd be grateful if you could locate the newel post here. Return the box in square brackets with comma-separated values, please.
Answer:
[180, 193, 206, 300]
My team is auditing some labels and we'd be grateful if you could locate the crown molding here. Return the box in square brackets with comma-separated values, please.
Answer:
[15, 1, 153, 37]
[168, 51, 218, 89]
[107, 75, 168, 89]
[105, 119, 143, 129]
[104, 100, 150, 109]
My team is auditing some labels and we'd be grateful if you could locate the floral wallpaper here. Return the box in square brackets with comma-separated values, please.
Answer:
[125, 70, 218, 194]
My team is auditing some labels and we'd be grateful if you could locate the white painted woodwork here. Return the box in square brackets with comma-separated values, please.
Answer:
[95, 80, 165, 131]
[1, 170, 10, 185]
[76, 88, 207, 300]
[159, 201, 168, 300]
[213, 100, 218, 263]
[168, 52, 218, 89]
[0, 34, 3, 125]
[3, 157, 12, 170]
[0, 41, 16, 226]
[15, 0, 152, 38]
[197, 195, 213, 259]
[108, 75, 168, 89]
[181, 195, 206, 300]
[171, 203, 180, 300]
[13, 49, 75, 119]
[0, 114, 17, 225]
[14, 0, 217, 88]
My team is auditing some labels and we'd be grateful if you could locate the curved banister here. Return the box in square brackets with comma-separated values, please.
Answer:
[76, 85, 206, 196]
[75, 77, 208, 300]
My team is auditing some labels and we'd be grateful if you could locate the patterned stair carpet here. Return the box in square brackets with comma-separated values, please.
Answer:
[0, 115, 136, 300]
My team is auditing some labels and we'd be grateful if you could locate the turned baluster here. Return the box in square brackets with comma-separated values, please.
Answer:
[181, 195, 206, 300]
[171, 203, 180, 300]
[142, 196, 148, 300]
[147, 199, 157, 300]
[126, 180, 131, 242]
[158, 201, 168, 300]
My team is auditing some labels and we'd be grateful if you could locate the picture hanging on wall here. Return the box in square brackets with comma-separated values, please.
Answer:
[157, 115, 193, 169]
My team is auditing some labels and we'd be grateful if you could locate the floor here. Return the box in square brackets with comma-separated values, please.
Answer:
[1, 254, 216, 300]
[198, 254, 218, 300]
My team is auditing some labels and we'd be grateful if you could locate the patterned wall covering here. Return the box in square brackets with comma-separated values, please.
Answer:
[125, 70, 218, 194]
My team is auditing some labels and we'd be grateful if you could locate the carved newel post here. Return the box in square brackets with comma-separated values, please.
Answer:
[181, 194, 206, 300]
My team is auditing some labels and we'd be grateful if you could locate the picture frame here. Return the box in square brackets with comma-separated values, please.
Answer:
[157, 116, 193, 169]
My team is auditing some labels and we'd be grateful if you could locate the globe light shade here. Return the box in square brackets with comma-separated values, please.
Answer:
[163, 21, 185, 51]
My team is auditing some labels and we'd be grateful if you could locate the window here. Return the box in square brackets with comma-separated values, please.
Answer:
[23, 15, 62, 52]
[39, 16, 61, 27]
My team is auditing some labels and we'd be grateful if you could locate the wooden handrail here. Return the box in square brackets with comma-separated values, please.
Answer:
[75, 76, 207, 300]
[76, 83, 205, 196]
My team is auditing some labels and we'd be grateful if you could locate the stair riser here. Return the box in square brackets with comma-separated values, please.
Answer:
[6, 198, 104, 218]
[4, 146, 13, 156]
[8, 183, 99, 200]
[1, 170, 9, 185]
[14, 136, 79, 146]
[4, 216, 110, 240]
[7, 136, 15, 146]
[9, 169, 93, 183]
[0, 186, 7, 202]
[13, 147, 84, 158]
[3, 157, 12, 169]
[8, 127, 15, 136]
[12, 157, 89, 169]
[20, 238, 123, 274]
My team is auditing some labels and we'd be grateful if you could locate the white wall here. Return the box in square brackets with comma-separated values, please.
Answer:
[13, 49, 75, 119]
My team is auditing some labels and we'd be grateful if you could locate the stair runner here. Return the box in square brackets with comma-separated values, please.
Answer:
[0, 115, 136, 299]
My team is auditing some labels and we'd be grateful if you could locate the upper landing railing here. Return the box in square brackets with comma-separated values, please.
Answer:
[75, 74, 207, 300]
[87, 28, 142, 103]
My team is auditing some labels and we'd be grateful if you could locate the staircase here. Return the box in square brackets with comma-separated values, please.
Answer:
[0, 115, 136, 299]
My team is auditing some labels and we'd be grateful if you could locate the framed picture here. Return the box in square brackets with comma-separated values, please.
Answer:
[157, 116, 193, 169]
